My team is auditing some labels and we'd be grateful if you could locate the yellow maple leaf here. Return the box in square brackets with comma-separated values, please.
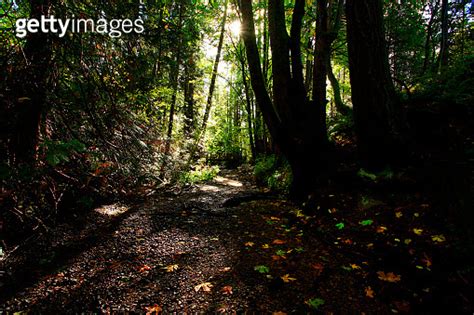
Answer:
[194, 282, 213, 292]
[365, 286, 375, 298]
[431, 234, 446, 243]
[350, 264, 361, 270]
[164, 264, 179, 272]
[377, 271, 401, 282]
[280, 274, 297, 283]
[413, 228, 423, 235]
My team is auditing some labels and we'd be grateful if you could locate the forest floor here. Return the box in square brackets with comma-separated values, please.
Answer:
[0, 166, 472, 313]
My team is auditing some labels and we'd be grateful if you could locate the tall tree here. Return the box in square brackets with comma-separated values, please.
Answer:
[9, 0, 53, 165]
[240, 0, 328, 199]
[439, 0, 449, 69]
[346, 0, 401, 169]
[201, 0, 229, 135]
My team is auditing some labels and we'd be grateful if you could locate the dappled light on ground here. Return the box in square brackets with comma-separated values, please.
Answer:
[214, 176, 243, 187]
[95, 204, 130, 217]
[198, 184, 221, 192]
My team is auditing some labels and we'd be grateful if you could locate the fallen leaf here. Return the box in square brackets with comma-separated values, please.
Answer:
[281, 274, 297, 282]
[244, 241, 255, 247]
[421, 253, 432, 267]
[413, 228, 423, 235]
[311, 263, 324, 275]
[272, 239, 286, 245]
[350, 263, 361, 270]
[404, 239, 412, 245]
[138, 265, 152, 273]
[395, 211, 403, 218]
[343, 239, 353, 245]
[262, 244, 270, 249]
[376, 226, 387, 233]
[254, 265, 270, 273]
[164, 264, 179, 272]
[359, 219, 373, 226]
[272, 255, 285, 261]
[306, 298, 325, 309]
[393, 300, 411, 312]
[221, 285, 233, 295]
[273, 312, 287, 315]
[335, 222, 345, 230]
[221, 267, 231, 272]
[431, 234, 446, 243]
[270, 216, 281, 221]
[275, 249, 286, 256]
[377, 271, 401, 282]
[145, 304, 162, 315]
[365, 286, 375, 298]
[194, 282, 213, 292]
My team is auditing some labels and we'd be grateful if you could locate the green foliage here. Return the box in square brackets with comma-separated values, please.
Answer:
[254, 265, 270, 273]
[254, 155, 292, 193]
[357, 168, 394, 182]
[42, 139, 86, 166]
[328, 113, 354, 139]
[180, 164, 220, 184]
[306, 297, 325, 309]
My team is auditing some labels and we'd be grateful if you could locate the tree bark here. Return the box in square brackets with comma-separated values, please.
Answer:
[240, 0, 328, 200]
[201, 0, 228, 134]
[10, 0, 53, 165]
[439, 0, 449, 70]
[346, 0, 401, 170]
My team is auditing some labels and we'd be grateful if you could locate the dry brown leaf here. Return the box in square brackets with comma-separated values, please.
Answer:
[221, 285, 233, 295]
[377, 271, 401, 282]
[365, 286, 375, 298]
[272, 239, 286, 245]
[272, 255, 285, 261]
[280, 274, 297, 283]
[376, 226, 388, 233]
[194, 282, 213, 292]
[244, 241, 255, 247]
[393, 300, 411, 312]
[311, 263, 324, 276]
[145, 304, 162, 315]
[138, 265, 152, 273]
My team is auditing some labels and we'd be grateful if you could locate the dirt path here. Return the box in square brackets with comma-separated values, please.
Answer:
[0, 168, 471, 313]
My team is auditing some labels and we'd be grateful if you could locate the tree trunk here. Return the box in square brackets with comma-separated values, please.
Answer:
[183, 55, 196, 136]
[422, 1, 439, 74]
[312, 0, 330, 145]
[163, 2, 184, 157]
[439, 0, 449, 70]
[327, 59, 350, 115]
[201, 0, 228, 135]
[10, 0, 53, 165]
[346, 0, 401, 170]
[240, 0, 328, 200]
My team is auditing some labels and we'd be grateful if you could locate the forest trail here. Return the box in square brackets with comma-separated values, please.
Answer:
[0, 167, 471, 313]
